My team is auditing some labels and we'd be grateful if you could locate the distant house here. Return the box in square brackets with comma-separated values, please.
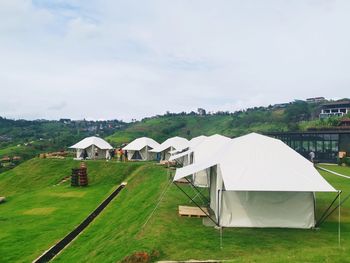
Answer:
[272, 103, 289, 109]
[306, 97, 326, 103]
[59, 118, 71, 124]
[320, 100, 350, 118]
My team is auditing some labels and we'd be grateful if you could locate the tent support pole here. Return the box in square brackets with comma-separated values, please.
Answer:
[316, 191, 350, 227]
[173, 182, 219, 226]
[185, 177, 210, 205]
[220, 225, 223, 250]
[315, 191, 341, 227]
[338, 191, 341, 247]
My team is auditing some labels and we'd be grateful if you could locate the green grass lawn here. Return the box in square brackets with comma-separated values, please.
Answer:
[0, 158, 144, 262]
[54, 165, 350, 262]
[1, 159, 349, 262]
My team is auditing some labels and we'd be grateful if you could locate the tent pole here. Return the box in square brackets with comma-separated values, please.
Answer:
[315, 191, 341, 227]
[174, 182, 218, 226]
[338, 190, 341, 247]
[220, 225, 223, 250]
[185, 177, 210, 205]
[317, 191, 350, 227]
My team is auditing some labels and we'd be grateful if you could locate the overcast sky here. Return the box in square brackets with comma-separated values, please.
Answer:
[0, 0, 349, 121]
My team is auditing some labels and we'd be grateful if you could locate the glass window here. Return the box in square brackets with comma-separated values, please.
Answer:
[309, 140, 316, 151]
[302, 141, 309, 152]
[324, 134, 331, 140]
[317, 141, 324, 152]
[330, 134, 339, 140]
[331, 141, 338, 152]
[324, 140, 331, 152]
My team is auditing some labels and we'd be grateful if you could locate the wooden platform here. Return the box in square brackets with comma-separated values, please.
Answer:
[174, 178, 189, 184]
[178, 205, 208, 218]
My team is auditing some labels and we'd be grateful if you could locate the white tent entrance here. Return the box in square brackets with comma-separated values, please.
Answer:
[123, 137, 160, 161]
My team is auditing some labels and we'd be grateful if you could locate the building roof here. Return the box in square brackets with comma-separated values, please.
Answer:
[70, 136, 113, 150]
[174, 133, 336, 192]
[321, 100, 350, 107]
[122, 137, 160, 151]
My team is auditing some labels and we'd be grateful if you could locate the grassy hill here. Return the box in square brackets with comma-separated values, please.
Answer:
[54, 165, 350, 262]
[107, 100, 349, 146]
[0, 158, 145, 262]
[107, 114, 289, 146]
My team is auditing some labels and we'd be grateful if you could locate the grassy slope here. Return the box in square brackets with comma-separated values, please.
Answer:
[55, 166, 350, 263]
[0, 158, 144, 263]
[107, 115, 286, 146]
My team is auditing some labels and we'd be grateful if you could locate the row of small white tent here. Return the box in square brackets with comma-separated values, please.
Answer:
[123, 136, 189, 161]
[69, 135, 191, 161]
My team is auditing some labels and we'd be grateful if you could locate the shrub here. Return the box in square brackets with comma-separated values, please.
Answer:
[120, 250, 160, 263]
[344, 157, 350, 167]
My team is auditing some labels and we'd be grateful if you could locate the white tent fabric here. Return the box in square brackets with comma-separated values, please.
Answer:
[170, 134, 230, 162]
[175, 133, 336, 192]
[172, 135, 208, 154]
[123, 137, 160, 161]
[150, 136, 189, 161]
[70, 136, 113, 150]
[174, 133, 337, 228]
[172, 134, 232, 186]
[123, 137, 159, 151]
[150, 136, 189, 153]
[70, 136, 113, 160]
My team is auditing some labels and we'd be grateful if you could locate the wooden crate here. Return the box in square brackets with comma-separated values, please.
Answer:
[178, 205, 208, 218]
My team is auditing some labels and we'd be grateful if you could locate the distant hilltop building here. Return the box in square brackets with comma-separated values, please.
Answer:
[320, 100, 350, 118]
[272, 103, 289, 109]
[306, 97, 326, 103]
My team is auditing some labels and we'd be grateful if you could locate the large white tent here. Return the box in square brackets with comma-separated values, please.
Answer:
[123, 137, 160, 161]
[70, 136, 113, 160]
[150, 136, 189, 161]
[174, 133, 337, 228]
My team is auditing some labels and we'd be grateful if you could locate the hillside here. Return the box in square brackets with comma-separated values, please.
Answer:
[0, 158, 144, 262]
[0, 158, 349, 262]
[107, 100, 348, 146]
[0, 118, 125, 172]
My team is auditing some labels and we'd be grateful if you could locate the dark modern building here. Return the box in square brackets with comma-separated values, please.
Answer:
[267, 130, 350, 163]
[319, 100, 350, 118]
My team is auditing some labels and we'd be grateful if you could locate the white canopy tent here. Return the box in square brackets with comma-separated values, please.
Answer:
[174, 133, 337, 228]
[150, 136, 189, 161]
[171, 134, 232, 186]
[70, 136, 113, 160]
[123, 137, 160, 161]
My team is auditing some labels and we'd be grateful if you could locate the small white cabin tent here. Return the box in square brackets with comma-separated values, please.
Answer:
[70, 136, 113, 160]
[169, 135, 208, 165]
[122, 137, 160, 161]
[150, 136, 189, 161]
[174, 133, 337, 229]
[171, 134, 232, 187]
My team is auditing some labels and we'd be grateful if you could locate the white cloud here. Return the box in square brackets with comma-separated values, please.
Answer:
[0, 0, 349, 120]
